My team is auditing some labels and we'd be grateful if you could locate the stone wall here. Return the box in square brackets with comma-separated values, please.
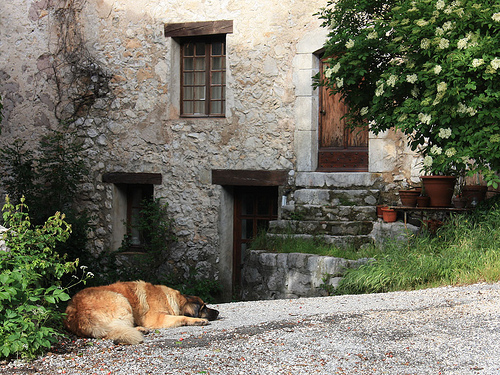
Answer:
[241, 250, 371, 301]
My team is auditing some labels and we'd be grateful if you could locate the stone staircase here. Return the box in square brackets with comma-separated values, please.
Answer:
[268, 172, 387, 248]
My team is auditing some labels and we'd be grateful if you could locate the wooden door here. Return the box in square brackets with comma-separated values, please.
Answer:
[318, 59, 368, 171]
[233, 186, 278, 287]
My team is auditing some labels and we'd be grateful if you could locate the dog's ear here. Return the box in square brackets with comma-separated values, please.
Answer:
[180, 295, 202, 317]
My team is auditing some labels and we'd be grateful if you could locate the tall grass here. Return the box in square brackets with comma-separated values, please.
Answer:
[252, 197, 500, 295]
[337, 199, 500, 294]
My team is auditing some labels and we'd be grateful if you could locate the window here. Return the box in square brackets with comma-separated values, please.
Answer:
[164, 20, 233, 118]
[181, 37, 226, 117]
[102, 172, 162, 251]
[125, 184, 153, 248]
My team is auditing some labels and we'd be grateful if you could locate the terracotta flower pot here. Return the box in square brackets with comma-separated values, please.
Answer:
[399, 189, 421, 207]
[376, 204, 388, 218]
[381, 207, 397, 223]
[416, 196, 430, 207]
[421, 176, 456, 207]
[462, 185, 488, 208]
[452, 196, 468, 209]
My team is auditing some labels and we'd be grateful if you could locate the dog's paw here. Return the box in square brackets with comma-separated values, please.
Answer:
[136, 326, 150, 334]
[193, 318, 209, 326]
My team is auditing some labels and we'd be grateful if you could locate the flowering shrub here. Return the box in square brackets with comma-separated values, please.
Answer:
[0, 197, 92, 359]
[316, 0, 500, 188]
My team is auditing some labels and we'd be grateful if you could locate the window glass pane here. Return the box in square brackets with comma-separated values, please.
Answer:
[211, 86, 222, 100]
[183, 72, 193, 85]
[210, 101, 222, 114]
[184, 86, 193, 100]
[241, 219, 254, 239]
[194, 100, 205, 114]
[212, 71, 221, 85]
[183, 57, 194, 71]
[184, 43, 194, 56]
[257, 197, 270, 215]
[194, 86, 205, 100]
[212, 57, 222, 70]
[241, 193, 254, 215]
[195, 42, 206, 56]
[212, 42, 223, 56]
[195, 57, 205, 71]
[195, 72, 206, 85]
[183, 101, 193, 114]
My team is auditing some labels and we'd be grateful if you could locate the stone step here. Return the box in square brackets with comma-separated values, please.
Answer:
[295, 172, 384, 189]
[268, 219, 374, 236]
[282, 204, 377, 222]
[293, 188, 380, 207]
[267, 233, 374, 249]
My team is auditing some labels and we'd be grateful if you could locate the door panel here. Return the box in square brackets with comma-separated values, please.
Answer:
[318, 58, 368, 171]
[233, 186, 278, 287]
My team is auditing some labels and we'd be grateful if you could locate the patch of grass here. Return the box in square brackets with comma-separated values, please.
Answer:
[250, 231, 381, 260]
[337, 198, 500, 294]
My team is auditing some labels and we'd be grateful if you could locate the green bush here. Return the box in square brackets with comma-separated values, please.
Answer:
[0, 131, 91, 265]
[0, 197, 90, 359]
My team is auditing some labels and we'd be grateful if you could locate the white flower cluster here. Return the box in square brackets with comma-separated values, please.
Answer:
[431, 145, 442, 154]
[457, 102, 477, 116]
[406, 74, 418, 83]
[491, 58, 500, 70]
[438, 128, 452, 139]
[445, 147, 457, 157]
[492, 12, 500, 22]
[418, 113, 432, 124]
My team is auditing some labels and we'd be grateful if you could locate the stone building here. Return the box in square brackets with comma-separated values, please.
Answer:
[1, 0, 421, 300]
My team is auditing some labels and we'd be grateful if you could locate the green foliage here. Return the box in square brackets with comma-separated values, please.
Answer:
[0, 130, 90, 262]
[0, 197, 91, 360]
[133, 198, 177, 253]
[316, 0, 500, 187]
[336, 198, 500, 295]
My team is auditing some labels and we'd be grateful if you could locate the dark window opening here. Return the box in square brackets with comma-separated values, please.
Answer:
[122, 184, 154, 250]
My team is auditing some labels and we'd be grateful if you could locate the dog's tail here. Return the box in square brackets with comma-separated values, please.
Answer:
[105, 321, 144, 345]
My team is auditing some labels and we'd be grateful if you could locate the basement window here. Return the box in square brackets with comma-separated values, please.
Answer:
[102, 173, 161, 251]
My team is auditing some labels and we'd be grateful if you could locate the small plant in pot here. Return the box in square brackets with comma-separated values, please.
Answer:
[416, 185, 430, 208]
[452, 177, 468, 208]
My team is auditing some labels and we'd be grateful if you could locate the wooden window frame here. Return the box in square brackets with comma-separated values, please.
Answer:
[180, 36, 226, 117]
[164, 20, 233, 118]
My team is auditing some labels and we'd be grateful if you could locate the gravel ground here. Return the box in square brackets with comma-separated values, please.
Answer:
[2, 282, 500, 375]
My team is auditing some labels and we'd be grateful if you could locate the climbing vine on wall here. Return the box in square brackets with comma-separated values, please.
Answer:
[49, 0, 114, 124]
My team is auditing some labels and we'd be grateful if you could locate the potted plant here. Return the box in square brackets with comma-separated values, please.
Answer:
[315, 0, 500, 191]
[416, 185, 430, 207]
[452, 176, 468, 208]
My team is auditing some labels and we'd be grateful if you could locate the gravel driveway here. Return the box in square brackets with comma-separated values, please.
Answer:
[3, 282, 500, 374]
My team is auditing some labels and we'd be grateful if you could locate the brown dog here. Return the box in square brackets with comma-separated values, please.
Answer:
[64, 281, 219, 344]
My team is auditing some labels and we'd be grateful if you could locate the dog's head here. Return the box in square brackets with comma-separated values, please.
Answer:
[181, 295, 219, 321]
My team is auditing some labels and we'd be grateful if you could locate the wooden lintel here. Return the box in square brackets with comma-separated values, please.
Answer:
[164, 20, 233, 38]
[211, 169, 288, 187]
[102, 172, 162, 185]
